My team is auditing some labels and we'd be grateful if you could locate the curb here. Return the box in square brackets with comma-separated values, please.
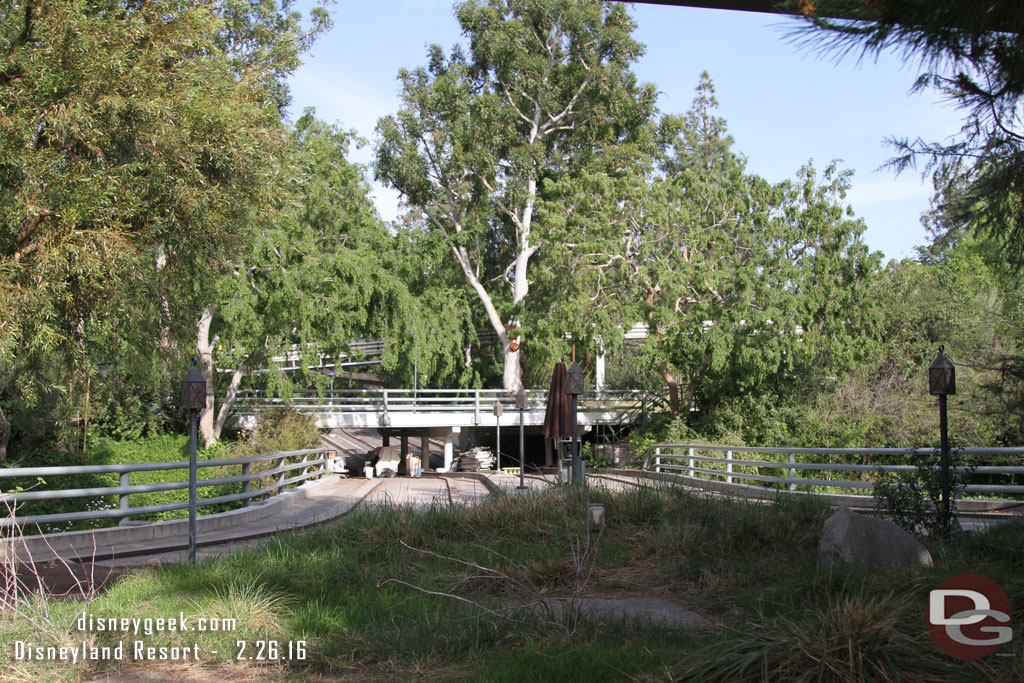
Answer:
[424, 471, 503, 494]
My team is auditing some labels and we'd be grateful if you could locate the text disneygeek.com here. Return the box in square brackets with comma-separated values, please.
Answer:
[12, 612, 235, 663]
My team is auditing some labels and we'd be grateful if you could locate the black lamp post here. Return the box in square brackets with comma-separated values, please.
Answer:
[493, 400, 503, 472]
[182, 359, 207, 564]
[516, 389, 527, 490]
[566, 362, 584, 485]
[928, 345, 956, 537]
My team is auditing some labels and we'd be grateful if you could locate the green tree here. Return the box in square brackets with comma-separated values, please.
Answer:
[800, 247, 1018, 448]
[196, 113, 416, 444]
[0, 0, 329, 456]
[388, 212, 484, 389]
[788, 0, 1024, 269]
[623, 75, 880, 431]
[375, 0, 657, 390]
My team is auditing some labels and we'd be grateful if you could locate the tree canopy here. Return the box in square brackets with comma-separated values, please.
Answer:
[0, 0, 329, 456]
[375, 0, 658, 391]
[789, 0, 1024, 270]
[2, 0, 1021, 462]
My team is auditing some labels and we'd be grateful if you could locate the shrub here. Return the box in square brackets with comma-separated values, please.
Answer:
[872, 458, 970, 537]
[236, 407, 320, 459]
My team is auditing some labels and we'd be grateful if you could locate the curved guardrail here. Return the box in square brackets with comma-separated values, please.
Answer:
[0, 448, 328, 528]
[641, 443, 1024, 497]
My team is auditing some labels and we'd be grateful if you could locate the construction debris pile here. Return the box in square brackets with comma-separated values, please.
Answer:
[455, 446, 495, 472]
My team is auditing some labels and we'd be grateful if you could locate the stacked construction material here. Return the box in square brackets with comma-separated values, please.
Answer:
[456, 447, 495, 472]
[455, 455, 479, 472]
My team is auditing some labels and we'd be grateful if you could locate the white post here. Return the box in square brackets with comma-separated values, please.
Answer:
[595, 336, 605, 393]
[654, 446, 661, 473]
[726, 450, 733, 484]
[788, 453, 797, 492]
[688, 447, 695, 478]
[442, 428, 459, 473]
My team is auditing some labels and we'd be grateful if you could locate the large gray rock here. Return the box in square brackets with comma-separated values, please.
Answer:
[818, 507, 933, 571]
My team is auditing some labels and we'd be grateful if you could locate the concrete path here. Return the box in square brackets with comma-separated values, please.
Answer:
[70, 473, 511, 570]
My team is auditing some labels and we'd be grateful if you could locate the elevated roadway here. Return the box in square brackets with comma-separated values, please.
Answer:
[232, 388, 669, 472]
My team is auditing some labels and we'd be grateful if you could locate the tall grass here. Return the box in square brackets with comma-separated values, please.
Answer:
[1, 480, 1020, 681]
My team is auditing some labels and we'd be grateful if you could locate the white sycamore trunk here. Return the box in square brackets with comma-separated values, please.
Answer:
[196, 305, 217, 446]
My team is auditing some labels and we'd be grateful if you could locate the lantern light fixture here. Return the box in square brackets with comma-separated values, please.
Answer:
[566, 361, 585, 396]
[929, 345, 956, 396]
[182, 359, 207, 411]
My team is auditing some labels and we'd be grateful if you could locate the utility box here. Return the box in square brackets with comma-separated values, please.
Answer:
[558, 457, 572, 484]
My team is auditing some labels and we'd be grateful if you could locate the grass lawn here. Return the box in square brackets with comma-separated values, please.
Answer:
[1, 482, 1021, 681]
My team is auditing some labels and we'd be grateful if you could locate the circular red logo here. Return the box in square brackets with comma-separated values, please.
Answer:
[927, 573, 1012, 658]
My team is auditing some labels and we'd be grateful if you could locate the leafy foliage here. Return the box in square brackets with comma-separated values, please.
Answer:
[872, 462, 968, 538]
[789, 0, 1024, 269]
[376, 0, 658, 389]
[235, 406, 320, 459]
[605, 75, 881, 433]
[199, 112, 430, 442]
[0, 0, 330, 454]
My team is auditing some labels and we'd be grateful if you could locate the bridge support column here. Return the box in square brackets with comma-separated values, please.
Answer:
[420, 435, 430, 471]
[399, 435, 409, 475]
[443, 428, 459, 473]
[381, 434, 390, 448]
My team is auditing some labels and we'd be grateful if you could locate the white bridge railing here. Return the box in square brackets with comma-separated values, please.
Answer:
[641, 443, 1024, 497]
[234, 389, 669, 425]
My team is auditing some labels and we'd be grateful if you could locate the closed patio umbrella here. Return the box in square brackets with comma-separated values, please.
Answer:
[543, 362, 572, 439]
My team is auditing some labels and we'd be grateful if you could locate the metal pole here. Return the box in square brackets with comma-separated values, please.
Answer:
[518, 404, 526, 489]
[496, 415, 501, 473]
[939, 394, 951, 537]
[188, 408, 198, 564]
[571, 395, 581, 485]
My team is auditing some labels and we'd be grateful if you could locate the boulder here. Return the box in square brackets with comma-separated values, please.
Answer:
[818, 507, 933, 571]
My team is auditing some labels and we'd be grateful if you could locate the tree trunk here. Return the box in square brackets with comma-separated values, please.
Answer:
[213, 349, 263, 441]
[0, 405, 9, 462]
[504, 178, 537, 392]
[658, 361, 680, 415]
[450, 243, 519, 391]
[196, 304, 217, 446]
[503, 341, 521, 392]
[682, 353, 713, 414]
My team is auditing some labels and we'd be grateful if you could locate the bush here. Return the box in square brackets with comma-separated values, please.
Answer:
[580, 442, 613, 469]
[872, 457, 970, 537]
[235, 407, 320, 458]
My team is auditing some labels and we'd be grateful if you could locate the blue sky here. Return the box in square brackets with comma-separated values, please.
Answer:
[286, 0, 965, 261]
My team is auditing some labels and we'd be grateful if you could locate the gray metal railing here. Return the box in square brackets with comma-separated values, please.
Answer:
[641, 444, 1024, 497]
[0, 448, 329, 528]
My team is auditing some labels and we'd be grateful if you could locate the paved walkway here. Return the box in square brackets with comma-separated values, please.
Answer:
[31, 472, 516, 572]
